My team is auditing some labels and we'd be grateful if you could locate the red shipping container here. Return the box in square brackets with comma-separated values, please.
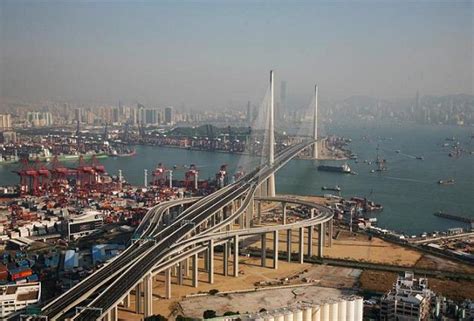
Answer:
[11, 268, 32, 281]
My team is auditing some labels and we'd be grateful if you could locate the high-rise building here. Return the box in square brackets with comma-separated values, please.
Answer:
[75, 108, 82, 123]
[164, 106, 174, 124]
[26, 112, 53, 127]
[0, 114, 12, 130]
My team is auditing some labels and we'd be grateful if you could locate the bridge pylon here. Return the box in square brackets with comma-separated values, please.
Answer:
[266, 70, 276, 197]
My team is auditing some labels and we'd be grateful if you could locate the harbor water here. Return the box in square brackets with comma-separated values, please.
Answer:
[0, 122, 472, 235]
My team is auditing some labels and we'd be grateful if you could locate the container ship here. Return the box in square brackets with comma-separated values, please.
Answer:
[317, 163, 351, 174]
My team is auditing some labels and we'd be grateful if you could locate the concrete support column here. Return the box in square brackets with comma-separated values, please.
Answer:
[257, 201, 262, 224]
[203, 249, 209, 272]
[273, 230, 279, 269]
[192, 253, 198, 288]
[261, 233, 267, 267]
[110, 306, 118, 321]
[307, 226, 313, 257]
[144, 273, 153, 317]
[329, 220, 333, 247]
[208, 239, 214, 284]
[282, 202, 287, 224]
[122, 293, 130, 308]
[298, 227, 304, 264]
[246, 197, 254, 227]
[287, 229, 292, 262]
[135, 282, 142, 314]
[238, 211, 244, 229]
[223, 241, 229, 276]
[165, 268, 171, 299]
[318, 223, 324, 258]
[184, 257, 190, 277]
[177, 262, 184, 285]
[233, 235, 239, 277]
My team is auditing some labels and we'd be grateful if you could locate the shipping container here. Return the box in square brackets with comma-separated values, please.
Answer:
[0, 264, 8, 281]
[27, 274, 39, 282]
[9, 267, 32, 281]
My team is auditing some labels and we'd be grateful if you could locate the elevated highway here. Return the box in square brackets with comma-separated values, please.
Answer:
[37, 140, 334, 321]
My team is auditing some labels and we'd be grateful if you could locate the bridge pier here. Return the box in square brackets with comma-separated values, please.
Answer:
[203, 249, 209, 272]
[246, 197, 253, 227]
[329, 220, 333, 247]
[177, 262, 184, 285]
[223, 241, 229, 276]
[192, 253, 199, 288]
[261, 233, 267, 267]
[144, 273, 153, 317]
[184, 257, 190, 277]
[165, 268, 171, 299]
[273, 230, 279, 269]
[208, 239, 214, 284]
[233, 235, 239, 277]
[307, 226, 313, 257]
[298, 227, 304, 264]
[110, 306, 118, 321]
[121, 293, 130, 308]
[287, 229, 292, 262]
[135, 282, 142, 314]
[318, 223, 324, 258]
[257, 201, 262, 224]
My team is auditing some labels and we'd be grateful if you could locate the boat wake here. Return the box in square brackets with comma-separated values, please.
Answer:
[383, 176, 429, 184]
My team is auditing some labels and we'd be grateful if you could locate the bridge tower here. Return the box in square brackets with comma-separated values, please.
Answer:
[312, 84, 319, 159]
[267, 70, 276, 197]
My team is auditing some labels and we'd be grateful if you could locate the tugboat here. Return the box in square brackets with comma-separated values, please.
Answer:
[438, 179, 455, 185]
[321, 185, 341, 192]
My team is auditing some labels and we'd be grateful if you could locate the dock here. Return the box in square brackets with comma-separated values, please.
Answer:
[434, 211, 474, 224]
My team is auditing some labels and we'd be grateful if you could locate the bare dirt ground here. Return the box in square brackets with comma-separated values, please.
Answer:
[414, 254, 474, 274]
[118, 254, 361, 320]
[359, 270, 474, 301]
[249, 222, 422, 267]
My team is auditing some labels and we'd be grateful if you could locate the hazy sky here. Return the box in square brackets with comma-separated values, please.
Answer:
[0, 0, 472, 108]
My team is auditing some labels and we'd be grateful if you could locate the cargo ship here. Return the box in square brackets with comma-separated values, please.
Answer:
[317, 163, 351, 174]
[109, 148, 136, 157]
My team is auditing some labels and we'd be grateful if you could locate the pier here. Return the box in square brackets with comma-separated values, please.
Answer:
[434, 211, 474, 224]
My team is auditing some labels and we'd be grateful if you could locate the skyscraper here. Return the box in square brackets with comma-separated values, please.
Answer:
[164, 107, 174, 125]
[0, 114, 12, 130]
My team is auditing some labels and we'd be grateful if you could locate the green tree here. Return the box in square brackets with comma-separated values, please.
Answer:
[203, 310, 217, 319]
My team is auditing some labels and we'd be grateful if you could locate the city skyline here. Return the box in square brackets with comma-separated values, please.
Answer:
[1, 1, 473, 109]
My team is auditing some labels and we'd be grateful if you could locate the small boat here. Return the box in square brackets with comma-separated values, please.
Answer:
[395, 150, 401, 153]
[321, 185, 341, 192]
[416, 156, 424, 160]
[438, 179, 455, 185]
